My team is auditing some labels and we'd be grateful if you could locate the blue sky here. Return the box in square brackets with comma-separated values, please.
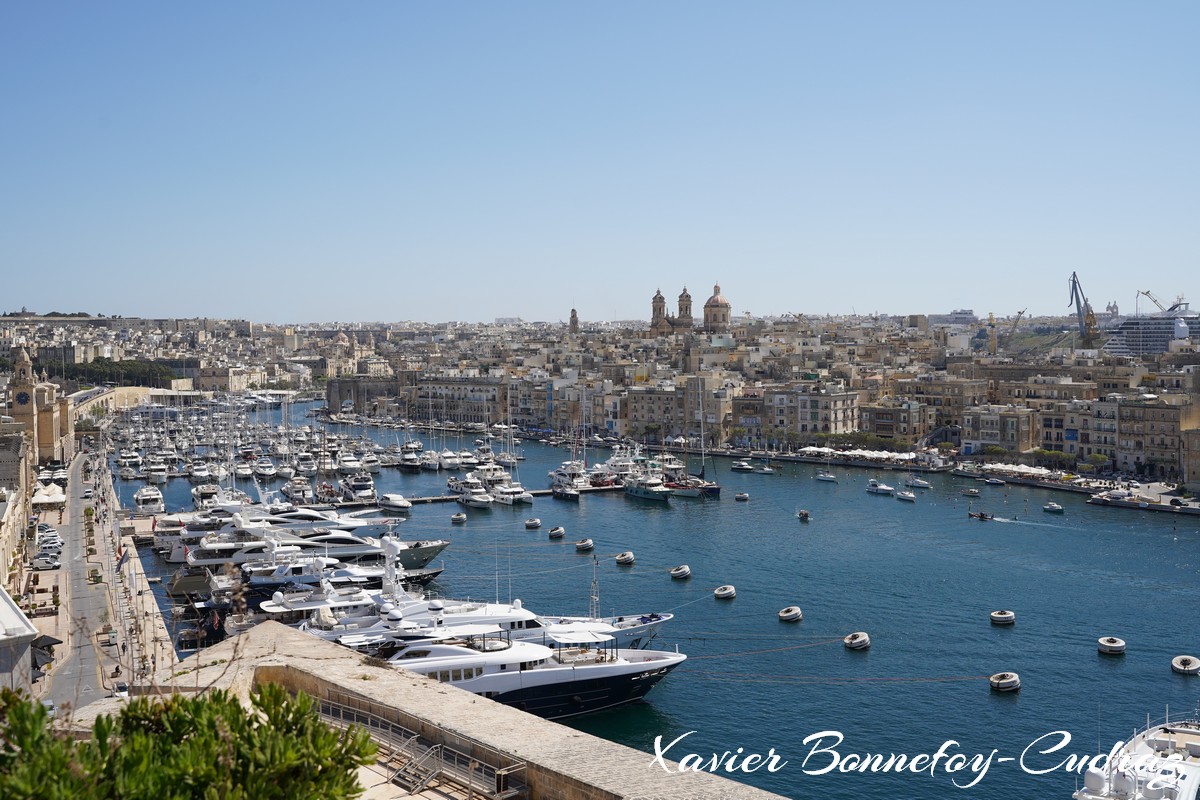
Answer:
[2, 2, 1196, 324]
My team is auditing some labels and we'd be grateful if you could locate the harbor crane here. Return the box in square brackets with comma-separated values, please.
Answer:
[1068, 272, 1099, 349]
[986, 309, 1027, 355]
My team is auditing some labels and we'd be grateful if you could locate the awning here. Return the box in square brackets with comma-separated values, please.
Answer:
[547, 627, 616, 644]
[32, 634, 62, 649]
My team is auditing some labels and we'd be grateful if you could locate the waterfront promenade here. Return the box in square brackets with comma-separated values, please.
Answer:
[35, 449, 176, 717]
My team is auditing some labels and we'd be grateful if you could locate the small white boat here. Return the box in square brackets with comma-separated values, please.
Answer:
[615, 551, 635, 565]
[450, 512, 467, 524]
[524, 518, 542, 529]
[547, 525, 565, 538]
[1042, 501, 1064, 513]
[796, 509, 811, 521]
[989, 609, 1016, 625]
[575, 538, 594, 552]
[962, 487, 981, 497]
[843, 631, 871, 650]
[865, 479, 895, 495]
[984, 477, 1007, 486]
[670, 564, 691, 580]
[895, 491, 917, 502]
[815, 470, 838, 483]
[989, 672, 1021, 691]
[734, 492, 750, 501]
[730, 460, 754, 472]
[904, 474, 932, 489]
[778, 606, 803, 622]
[378, 493, 413, 513]
[713, 585, 736, 599]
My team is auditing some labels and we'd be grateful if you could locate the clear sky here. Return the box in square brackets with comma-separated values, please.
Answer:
[2, 2, 1196, 325]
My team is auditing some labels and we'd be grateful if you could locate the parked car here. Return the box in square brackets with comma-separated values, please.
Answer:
[36, 524, 56, 534]
[36, 543, 63, 555]
[32, 556, 61, 570]
[112, 681, 129, 699]
[82, 488, 94, 499]
[41, 699, 57, 719]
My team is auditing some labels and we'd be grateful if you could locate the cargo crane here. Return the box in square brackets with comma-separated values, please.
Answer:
[1068, 272, 1099, 348]
[1002, 308, 1027, 351]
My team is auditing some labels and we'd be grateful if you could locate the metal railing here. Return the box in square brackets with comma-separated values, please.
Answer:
[317, 691, 527, 799]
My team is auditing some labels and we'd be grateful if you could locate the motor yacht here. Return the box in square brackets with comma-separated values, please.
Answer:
[359, 623, 685, 719]
[865, 478, 895, 495]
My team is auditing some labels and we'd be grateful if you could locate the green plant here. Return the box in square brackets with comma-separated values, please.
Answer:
[0, 685, 376, 799]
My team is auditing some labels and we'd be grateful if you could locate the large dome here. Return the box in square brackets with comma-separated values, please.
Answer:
[705, 283, 730, 308]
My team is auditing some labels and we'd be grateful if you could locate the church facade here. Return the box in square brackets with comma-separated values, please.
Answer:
[649, 284, 732, 336]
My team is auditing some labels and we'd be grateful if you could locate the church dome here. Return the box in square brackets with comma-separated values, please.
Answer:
[705, 283, 730, 308]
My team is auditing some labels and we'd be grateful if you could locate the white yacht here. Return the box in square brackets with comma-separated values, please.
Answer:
[337, 452, 363, 475]
[1072, 711, 1200, 800]
[339, 471, 377, 503]
[280, 476, 315, 504]
[143, 457, 169, 484]
[294, 452, 318, 476]
[333, 607, 674, 659]
[381, 627, 685, 720]
[378, 493, 413, 513]
[252, 456, 278, 480]
[360, 452, 382, 473]
[492, 482, 535, 505]
[438, 449, 462, 470]
[865, 478, 895, 495]
[191, 483, 221, 509]
[904, 474, 933, 489]
[133, 485, 166, 515]
[623, 472, 672, 502]
[188, 461, 211, 482]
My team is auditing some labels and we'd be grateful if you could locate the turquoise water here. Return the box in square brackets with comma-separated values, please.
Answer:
[114, 411, 1200, 799]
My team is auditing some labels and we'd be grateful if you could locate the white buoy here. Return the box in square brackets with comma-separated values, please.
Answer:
[714, 584, 736, 599]
[615, 551, 635, 565]
[843, 631, 870, 650]
[1171, 655, 1200, 675]
[575, 538, 594, 552]
[1097, 636, 1126, 655]
[989, 672, 1021, 692]
[670, 564, 691, 579]
[990, 610, 1016, 625]
[778, 606, 803, 622]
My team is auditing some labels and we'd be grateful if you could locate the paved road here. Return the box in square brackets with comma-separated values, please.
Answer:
[44, 453, 124, 713]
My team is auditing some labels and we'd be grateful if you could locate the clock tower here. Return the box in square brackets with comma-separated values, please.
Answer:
[9, 347, 39, 464]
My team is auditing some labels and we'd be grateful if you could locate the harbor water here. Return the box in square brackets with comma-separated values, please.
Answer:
[111, 408, 1200, 799]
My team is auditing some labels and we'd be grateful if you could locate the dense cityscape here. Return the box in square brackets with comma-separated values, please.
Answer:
[2, 281, 1199, 799]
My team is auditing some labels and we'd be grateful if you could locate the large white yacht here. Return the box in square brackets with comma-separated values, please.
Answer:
[1072, 711, 1200, 800]
[382, 627, 685, 720]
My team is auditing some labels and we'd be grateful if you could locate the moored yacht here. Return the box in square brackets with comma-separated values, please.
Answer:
[379, 627, 685, 719]
[865, 478, 895, 495]
[623, 472, 672, 502]
[133, 485, 166, 514]
[1071, 711, 1200, 800]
